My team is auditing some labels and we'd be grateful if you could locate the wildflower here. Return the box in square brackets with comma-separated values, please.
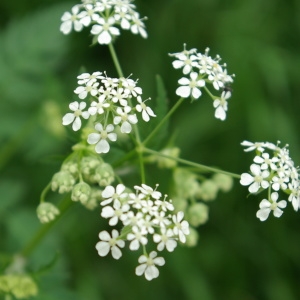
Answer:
[95, 230, 125, 260]
[127, 226, 148, 250]
[88, 96, 110, 115]
[60, 5, 85, 34]
[113, 106, 138, 133]
[77, 72, 103, 85]
[87, 123, 117, 154]
[135, 251, 165, 281]
[74, 81, 99, 99]
[176, 72, 205, 99]
[101, 199, 130, 226]
[80, 4, 100, 27]
[172, 211, 190, 243]
[240, 164, 270, 193]
[213, 90, 231, 121]
[134, 184, 161, 200]
[101, 184, 127, 206]
[91, 17, 120, 44]
[130, 12, 148, 39]
[153, 228, 177, 252]
[135, 97, 156, 122]
[62, 101, 90, 131]
[256, 192, 287, 221]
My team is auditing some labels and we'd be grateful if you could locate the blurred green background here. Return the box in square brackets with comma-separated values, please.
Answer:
[1, 0, 300, 299]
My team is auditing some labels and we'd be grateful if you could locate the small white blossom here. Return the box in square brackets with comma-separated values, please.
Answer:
[134, 184, 162, 200]
[101, 184, 128, 206]
[113, 106, 138, 133]
[62, 101, 90, 131]
[176, 72, 205, 99]
[60, 5, 85, 34]
[88, 96, 110, 115]
[172, 211, 190, 243]
[241, 141, 266, 152]
[101, 200, 130, 226]
[240, 164, 270, 193]
[111, 87, 129, 106]
[253, 152, 279, 170]
[153, 228, 177, 252]
[208, 72, 224, 90]
[135, 251, 165, 281]
[213, 91, 231, 121]
[87, 123, 117, 153]
[127, 226, 148, 250]
[91, 17, 120, 44]
[74, 81, 99, 99]
[95, 230, 125, 259]
[80, 4, 100, 27]
[256, 192, 287, 221]
[121, 78, 142, 97]
[77, 72, 103, 85]
[130, 12, 147, 39]
[136, 97, 156, 122]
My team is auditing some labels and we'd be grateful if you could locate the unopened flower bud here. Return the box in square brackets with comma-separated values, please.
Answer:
[212, 173, 233, 192]
[187, 203, 209, 227]
[94, 163, 115, 187]
[37, 202, 60, 223]
[81, 156, 103, 183]
[0, 274, 38, 299]
[83, 188, 103, 210]
[151, 147, 180, 169]
[196, 180, 218, 201]
[61, 160, 78, 176]
[173, 168, 200, 198]
[71, 182, 91, 203]
[184, 227, 199, 247]
[51, 171, 75, 193]
[171, 196, 188, 212]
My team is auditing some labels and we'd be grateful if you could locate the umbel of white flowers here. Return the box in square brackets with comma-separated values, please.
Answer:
[95, 183, 190, 280]
[240, 140, 300, 221]
[60, 0, 147, 44]
[169, 44, 235, 121]
[62, 72, 156, 154]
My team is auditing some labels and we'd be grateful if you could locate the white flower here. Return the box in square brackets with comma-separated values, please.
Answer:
[111, 87, 129, 106]
[95, 230, 125, 259]
[271, 174, 289, 191]
[127, 226, 148, 250]
[87, 123, 117, 153]
[80, 4, 100, 27]
[134, 184, 162, 200]
[121, 78, 142, 97]
[135, 97, 156, 122]
[153, 228, 177, 252]
[127, 192, 145, 209]
[91, 17, 120, 44]
[60, 5, 85, 35]
[95, 0, 113, 12]
[74, 81, 99, 99]
[114, 9, 132, 30]
[152, 211, 171, 228]
[176, 72, 205, 99]
[77, 72, 103, 85]
[241, 141, 266, 152]
[135, 251, 165, 281]
[172, 211, 190, 243]
[213, 91, 231, 121]
[208, 72, 224, 90]
[171, 52, 199, 75]
[288, 181, 300, 211]
[256, 192, 287, 221]
[240, 164, 270, 193]
[130, 12, 147, 39]
[88, 96, 110, 115]
[62, 101, 90, 131]
[113, 106, 138, 134]
[101, 200, 129, 226]
[253, 152, 279, 170]
[101, 184, 128, 206]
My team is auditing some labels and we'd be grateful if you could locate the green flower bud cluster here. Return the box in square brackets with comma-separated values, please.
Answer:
[36, 202, 60, 224]
[148, 147, 180, 169]
[0, 274, 38, 299]
[171, 168, 234, 245]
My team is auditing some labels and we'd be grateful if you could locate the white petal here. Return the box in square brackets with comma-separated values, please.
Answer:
[116, 184, 125, 195]
[108, 133, 117, 142]
[259, 199, 271, 209]
[101, 206, 114, 218]
[99, 231, 110, 241]
[102, 186, 115, 198]
[62, 113, 75, 125]
[111, 246, 122, 259]
[215, 106, 226, 120]
[273, 208, 283, 218]
[72, 117, 81, 131]
[121, 121, 132, 133]
[178, 77, 190, 85]
[256, 208, 270, 221]
[142, 110, 150, 122]
[191, 87, 201, 99]
[145, 265, 159, 281]
[249, 182, 259, 193]
[277, 200, 287, 209]
[98, 31, 112, 44]
[135, 264, 147, 276]
[95, 241, 110, 256]
[87, 133, 100, 145]
[240, 173, 253, 186]
[176, 86, 190, 98]
[95, 139, 110, 153]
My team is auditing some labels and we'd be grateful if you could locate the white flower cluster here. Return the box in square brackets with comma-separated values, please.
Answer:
[62, 71, 156, 153]
[169, 44, 234, 121]
[240, 141, 300, 221]
[60, 0, 147, 44]
[95, 183, 190, 280]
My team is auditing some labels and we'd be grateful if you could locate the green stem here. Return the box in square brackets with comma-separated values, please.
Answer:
[204, 86, 217, 100]
[108, 43, 124, 78]
[142, 97, 185, 146]
[40, 182, 52, 203]
[108, 43, 146, 183]
[20, 196, 73, 257]
[144, 148, 241, 179]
